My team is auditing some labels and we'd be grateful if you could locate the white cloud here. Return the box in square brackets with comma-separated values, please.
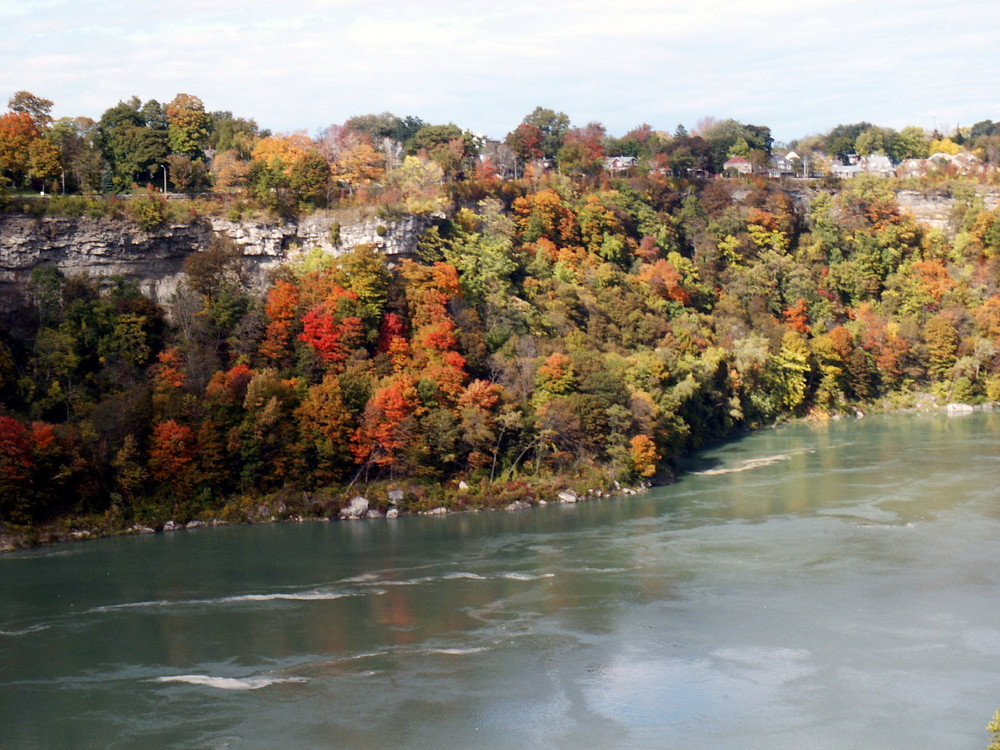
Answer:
[1, 0, 999, 140]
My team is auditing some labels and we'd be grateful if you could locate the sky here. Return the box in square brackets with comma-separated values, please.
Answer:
[2, 0, 999, 144]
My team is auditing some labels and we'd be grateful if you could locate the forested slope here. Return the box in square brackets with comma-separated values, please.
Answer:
[1, 173, 998, 538]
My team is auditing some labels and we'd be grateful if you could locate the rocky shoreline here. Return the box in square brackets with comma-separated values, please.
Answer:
[0, 477, 653, 553]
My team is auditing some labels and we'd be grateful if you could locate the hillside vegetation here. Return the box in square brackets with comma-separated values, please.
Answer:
[1, 91, 999, 540]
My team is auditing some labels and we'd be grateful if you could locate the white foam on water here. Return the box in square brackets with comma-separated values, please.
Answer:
[442, 572, 489, 581]
[217, 590, 349, 603]
[419, 646, 489, 656]
[691, 450, 814, 476]
[575, 567, 630, 574]
[339, 572, 382, 583]
[360, 571, 488, 587]
[91, 589, 349, 612]
[365, 578, 422, 587]
[338, 650, 389, 662]
[0, 624, 50, 636]
[91, 600, 176, 612]
[500, 572, 556, 581]
[154, 674, 307, 690]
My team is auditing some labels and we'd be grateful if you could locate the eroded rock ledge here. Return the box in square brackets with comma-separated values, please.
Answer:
[0, 212, 437, 310]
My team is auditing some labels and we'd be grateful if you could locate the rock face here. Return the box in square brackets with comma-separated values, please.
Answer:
[783, 187, 1000, 236]
[0, 212, 438, 311]
[0, 215, 208, 308]
[208, 213, 434, 260]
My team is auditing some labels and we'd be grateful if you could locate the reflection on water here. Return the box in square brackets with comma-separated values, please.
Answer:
[2, 412, 999, 749]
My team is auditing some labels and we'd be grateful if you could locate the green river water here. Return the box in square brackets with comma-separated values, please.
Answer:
[2, 411, 999, 749]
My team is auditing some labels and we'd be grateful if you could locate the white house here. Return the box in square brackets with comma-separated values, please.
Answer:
[605, 155, 638, 173]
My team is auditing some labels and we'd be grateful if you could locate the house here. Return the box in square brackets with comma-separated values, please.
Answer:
[768, 151, 799, 177]
[896, 158, 927, 178]
[859, 154, 894, 177]
[831, 161, 861, 179]
[723, 157, 753, 175]
[927, 152, 956, 166]
[949, 152, 983, 175]
[605, 155, 638, 173]
[897, 152, 985, 178]
[830, 154, 893, 179]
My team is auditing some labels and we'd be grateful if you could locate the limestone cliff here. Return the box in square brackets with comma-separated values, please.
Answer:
[895, 189, 1000, 232]
[0, 212, 436, 310]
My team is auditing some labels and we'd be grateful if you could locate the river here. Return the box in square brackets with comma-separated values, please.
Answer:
[2, 411, 999, 749]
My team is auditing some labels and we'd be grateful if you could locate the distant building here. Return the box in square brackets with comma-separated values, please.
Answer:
[896, 152, 985, 178]
[831, 161, 861, 179]
[896, 158, 927, 178]
[830, 154, 893, 179]
[951, 152, 983, 174]
[859, 155, 894, 177]
[768, 151, 799, 177]
[723, 157, 753, 175]
[605, 155, 638, 173]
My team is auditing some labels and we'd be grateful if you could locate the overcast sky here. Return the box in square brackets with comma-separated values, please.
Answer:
[2, 0, 998, 143]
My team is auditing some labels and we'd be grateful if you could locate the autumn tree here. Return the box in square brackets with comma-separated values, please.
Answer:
[331, 140, 385, 193]
[0, 416, 34, 523]
[512, 188, 579, 247]
[251, 133, 315, 176]
[148, 419, 198, 497]
[577, 192, 628, 262]
[924, 314, 959, 380]
[238, 369, 301, 486]
[399, 260, 469, 402]
[505, 123, 544, 165]
[260, 280, 301, 364]
[782, 298, 811, 333]
[288, 151, 331, 207]
[557, 122, 606, 177]
[771, 331, 813, 410]
[28, 136, 61, 190]
[166, 93, 211, 157]
[298, 297, 364, 369]
[210, 148, 251, 190]
[521, 107, 571, 160]
[455, 378, 504, 474]
[352, 374, 421, 471]
[295, 374, 354, 482]
[639, 259, 692, 306]
[9, 91, 53, 127]
[0, 111, 41, 185]
[630, 434, 659, 478]
[383, 155, 447, 213]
